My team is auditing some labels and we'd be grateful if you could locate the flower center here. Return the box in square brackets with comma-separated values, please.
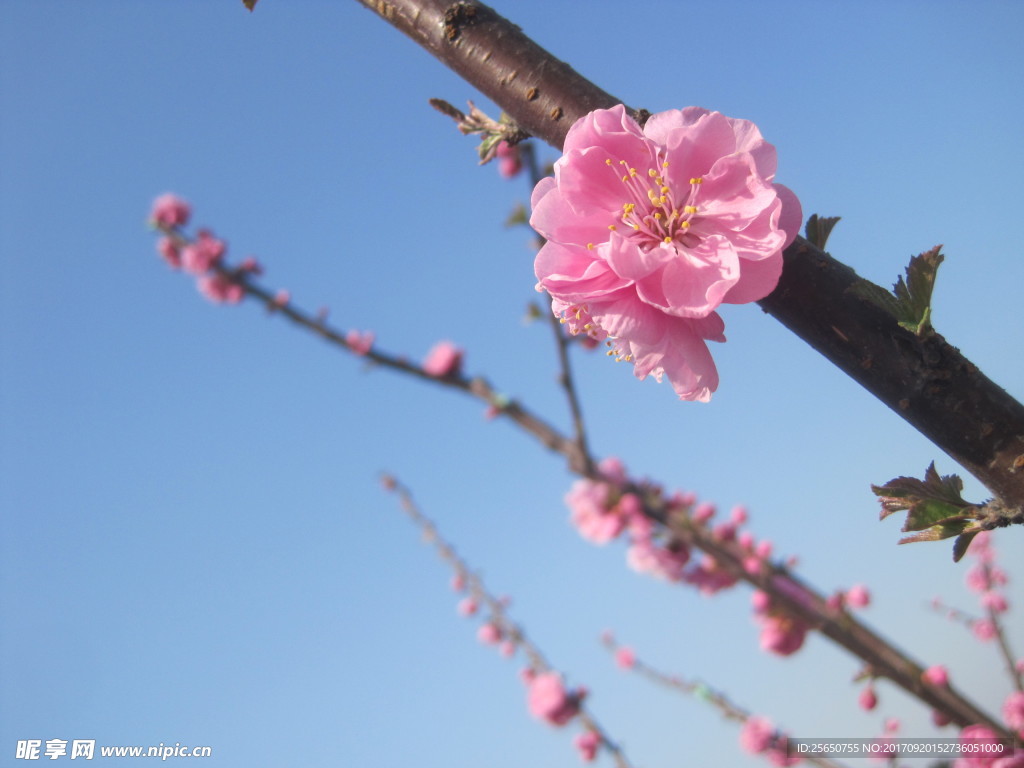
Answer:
[604, 156, 702, 249]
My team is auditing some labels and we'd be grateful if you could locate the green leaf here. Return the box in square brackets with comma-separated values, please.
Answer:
[504, 202, 528, 228]
[952, 528, 983, 562]
[851, 246, 944, 336]
[892, 245, 943, 335]
[874, 462, 981, 556]
[804, 214, 841, 250]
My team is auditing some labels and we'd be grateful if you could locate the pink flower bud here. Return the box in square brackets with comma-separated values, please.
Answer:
[922, 665, 949, 686]
[693, 502, 716, 523]
[973, 619, 997, 642]
[457, 597, 478, 617]
[932, 709, 952, 727]
[477, 623, 502, 645]
[422, 340, 464, 377]
[150, 193, 191, 228]
[345, 329, 375, 356]
[574, 731, 601, 763]
[157, 236, 181, 269]
[846, 584, 871, 609]
[859, 685, 878, 711]
[271, 289, 290, 309]
[495, 140, 523, 179]
[1003, 690, 1024, 732]
[730, 505, 749, 525]
[197, 274, 243, 305]
[615, 647, 635, 670]
[982, 592, 1009, 613]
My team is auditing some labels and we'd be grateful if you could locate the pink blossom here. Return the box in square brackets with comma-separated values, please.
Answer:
[956, 725, 1003, 768]
[531, 105, 801, 401]
[197, 273, 243, 305]
[496, 140, 523, 179]
[345, 330, 375, 356]
[457, 597, 478, 617]
[181, 230, 226, 275]
[846, 584, 871, 609]
[922, 665, 949, 687]
[615, 647, 636, 670]
[758, 613, 808, 656]
[477, 622, 502, 645]
[422, 340, 464, 377]
[156, 236, 181, 269]
[982, 592, 1009, 613]
[683, 554, 739, 595]
[565, 479, 621, 544]
[739, 717, 776, 754]
[966, 565, 991, 593]
[973, 619, 998, 642]
[526, 672, 582, 726]
[859, 685, 878, 711]
[596, 456, 628, 484]
[1003, 691, 1024, 734]
[692, 502, 716, 523]
[627, 537, 690, 581]
[574, 731, 601, 763]
[992, 753, 1024, 768]
[755, 539, 774, 560]
[751, 590, 772, 613]
[150, 193, 191, 228]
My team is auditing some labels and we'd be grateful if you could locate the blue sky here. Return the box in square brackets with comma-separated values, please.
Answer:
[2, 2, 1023, 767]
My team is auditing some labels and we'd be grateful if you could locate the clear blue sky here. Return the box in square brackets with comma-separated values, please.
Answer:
[2, 2, 1023, 767]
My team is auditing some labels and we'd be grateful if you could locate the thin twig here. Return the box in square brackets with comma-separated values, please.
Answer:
[383, 474, 636, 768]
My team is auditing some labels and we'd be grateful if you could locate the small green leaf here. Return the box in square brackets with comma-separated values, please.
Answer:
[952, 528, 983, 562]
[504, 202, 528, 228]
[892, 245, 943, 335]
[804, 214, 841, 250]
[874, 462, 981, 556]
[851, 246, 943, 336]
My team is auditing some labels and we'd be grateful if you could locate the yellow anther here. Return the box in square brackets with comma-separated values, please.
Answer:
[690, 176, 704, 184]
[629, 167, 638, 177]
[621, 175, 629, 182]
[663, 236, 672, 244]
[605, 158, 613, 165]
[648, 169, 658, 178]
[660, 186, 670, 194]
[606, 350, 616, 356]
[659, 196, 668, 205]
[653, 212, 662, 219]
[662, 161, 670, 168]
[681, 220, 691, 229]
[684, 205, 698, 214]
[586, 243, 594, 250]
[608, 224, 617, 231]
[619, 160, 628, 166]
[631, 223, 640, 231]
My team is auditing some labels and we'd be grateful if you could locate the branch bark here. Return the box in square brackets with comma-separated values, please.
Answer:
[353, 0, 1024, 512]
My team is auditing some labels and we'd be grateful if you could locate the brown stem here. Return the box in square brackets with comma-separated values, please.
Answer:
[158, 223, 1007, 736]
[352, 0, 1024, 513]
[385, 476, 636, 768]
[600, 635, 852, 768]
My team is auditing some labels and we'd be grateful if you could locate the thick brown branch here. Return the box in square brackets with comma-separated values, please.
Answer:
[354, 0, 1024, 512]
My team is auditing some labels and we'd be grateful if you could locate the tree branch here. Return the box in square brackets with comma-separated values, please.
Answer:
[353, 0, 1024, 513]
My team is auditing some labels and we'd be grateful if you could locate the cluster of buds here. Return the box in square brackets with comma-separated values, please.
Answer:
[149, 194, 256, 305]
